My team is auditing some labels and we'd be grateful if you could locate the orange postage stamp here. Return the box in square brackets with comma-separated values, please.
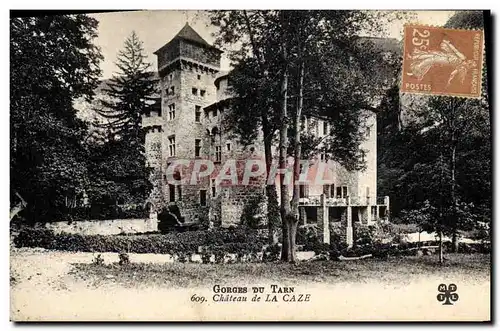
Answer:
[401, 25, 484, 98]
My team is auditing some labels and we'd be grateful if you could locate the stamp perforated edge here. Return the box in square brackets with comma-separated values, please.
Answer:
[400, 23, 486, 100]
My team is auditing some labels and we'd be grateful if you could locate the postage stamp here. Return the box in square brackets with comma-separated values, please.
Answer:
[401, 24, 484, 98]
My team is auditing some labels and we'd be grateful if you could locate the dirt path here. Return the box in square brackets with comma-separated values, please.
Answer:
[10, 248, 491, 322]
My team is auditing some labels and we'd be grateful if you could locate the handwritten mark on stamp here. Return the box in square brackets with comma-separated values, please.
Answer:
[437, 283, 459, 305]
[402, 25, 484, 98]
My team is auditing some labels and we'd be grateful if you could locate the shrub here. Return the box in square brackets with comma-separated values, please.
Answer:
[355, 225, 375, 246]
[177, 252, 188, 263]
[119, 252, 130, 265]
[240, 195, 266, 229]
[13, 227, 267, 256]
[262, 243, 281, 262]
[92, 253, 104, 265]
[296, 224, 319, 245]
[201, 252, 212, 264]
[214, 249, 226, 264]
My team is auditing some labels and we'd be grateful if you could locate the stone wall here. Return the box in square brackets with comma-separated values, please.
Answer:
[42, 217, 158, 236]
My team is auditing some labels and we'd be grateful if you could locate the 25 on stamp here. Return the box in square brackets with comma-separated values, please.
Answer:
[402, 25, 484, 98]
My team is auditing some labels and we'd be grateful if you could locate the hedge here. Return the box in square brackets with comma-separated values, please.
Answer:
[306, 240, 491, 260]
[14, 227, 268, 255]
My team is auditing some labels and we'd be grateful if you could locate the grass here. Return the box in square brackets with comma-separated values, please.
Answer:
[71, 253, 490, 289]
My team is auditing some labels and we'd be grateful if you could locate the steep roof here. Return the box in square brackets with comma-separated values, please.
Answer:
[154, 23, 218, 55]
[174, 22, 211, 47]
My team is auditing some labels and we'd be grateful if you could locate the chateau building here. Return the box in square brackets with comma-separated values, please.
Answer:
[141, 23, 391, 246]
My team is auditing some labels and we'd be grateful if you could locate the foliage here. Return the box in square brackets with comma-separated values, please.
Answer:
[210, 10, 403, 262]
[240, 195, 266, 229]
[95, 31, 156, 138]
[92, 253, 104, 266]
[296, 224, 320, 245]
[14, 227, 268, 255]
[87, 31, 155, 210]
[262, 243, 281, 262]
[376, 10, 491, 248]
[10, 14, 102, 223]
[445, 10, 484, 30]
[355, 225, 376, 246]
[51, 204, 148, 222]
[118, 252, 130, 265]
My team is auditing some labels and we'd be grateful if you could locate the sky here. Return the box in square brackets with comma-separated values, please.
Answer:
[90, 10, 455, 80]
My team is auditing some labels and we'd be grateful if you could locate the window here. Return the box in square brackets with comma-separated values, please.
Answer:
[211, 179, 216, 197]
[192, 87, 198, 95]
[320, 153, 327, 161]
[323, 121, 328, 135]
[336, 186, 342, 198]
[195, 105, 201, 122]
[177, 185, 182, 201]
[197, 74, 201, 80]
[342, 186, 348, 198]
[168, 103, 175, 120]
[323, 184, 330, 197]
[200, 190, 207, 206]
[200, 90, 206, 97]
[195, 139, 201, 157]
[215, 146, 222, 162]
[169, 184, 175, 202]
[226, 143, 231, 151]
[330, 184, 335, 198]
[299, 184, 307, 198]
[171, 86, 175, 95]
[213, 108, 218, 117]
[168, 136, 176, 157]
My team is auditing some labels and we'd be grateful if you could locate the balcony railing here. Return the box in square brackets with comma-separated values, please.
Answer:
[298, 195, 389, 207]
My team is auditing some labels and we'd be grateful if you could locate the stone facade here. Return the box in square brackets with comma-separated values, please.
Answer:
[141, 23, 267, 227]
[142, 24, 390, 237]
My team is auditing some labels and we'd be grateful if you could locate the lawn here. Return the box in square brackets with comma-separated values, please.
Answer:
[71, 253, 490, 289]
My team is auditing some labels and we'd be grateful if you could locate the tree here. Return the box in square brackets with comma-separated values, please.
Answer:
[10, 14, 102, 223]
[211, 10, 400, 262]
[89, 31, 156, 209]
[210, 10, 284, 244]
[378, 12, 491, 255]
[96, 31, 156, 140]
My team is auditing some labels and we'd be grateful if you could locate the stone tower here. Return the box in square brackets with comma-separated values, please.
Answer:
[143, 23, 222, 222]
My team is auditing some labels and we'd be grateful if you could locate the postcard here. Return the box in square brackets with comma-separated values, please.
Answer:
[10, 9, 491, 322]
